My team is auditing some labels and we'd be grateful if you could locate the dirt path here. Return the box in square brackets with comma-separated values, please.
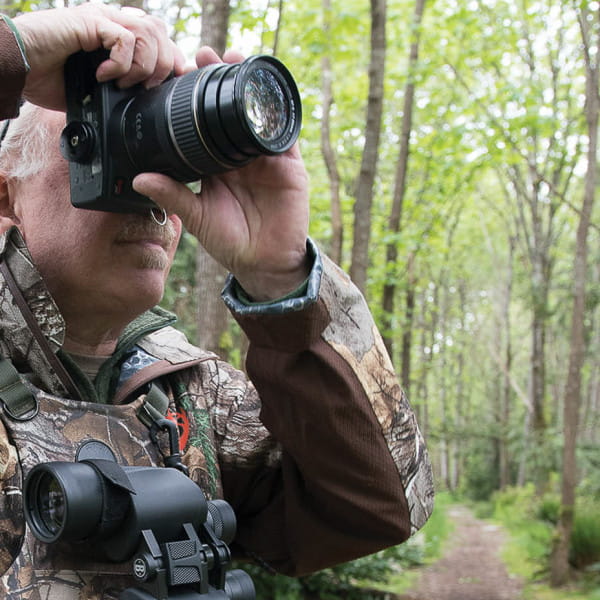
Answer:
[402, 505, 524, 600]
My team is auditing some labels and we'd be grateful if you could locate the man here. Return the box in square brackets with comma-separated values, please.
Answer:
[0, 4, 434, 599]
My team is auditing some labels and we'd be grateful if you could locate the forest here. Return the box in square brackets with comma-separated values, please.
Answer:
[4, 0, 600, 597]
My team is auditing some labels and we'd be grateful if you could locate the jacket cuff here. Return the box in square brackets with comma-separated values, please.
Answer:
[0, 16, 28, 119]
[221, 238, 323, 316]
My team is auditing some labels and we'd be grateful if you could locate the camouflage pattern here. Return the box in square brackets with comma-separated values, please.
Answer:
[0, 228, 434, 598]
[318, 258, 434, 532]
[0, 227, 70, 396]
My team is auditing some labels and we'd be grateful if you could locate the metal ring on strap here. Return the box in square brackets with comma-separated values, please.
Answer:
[2, 397, 39, 421]
[0, 358, 39, 421]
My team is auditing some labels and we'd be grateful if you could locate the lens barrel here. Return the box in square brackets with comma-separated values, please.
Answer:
[115, 55, 301, 181]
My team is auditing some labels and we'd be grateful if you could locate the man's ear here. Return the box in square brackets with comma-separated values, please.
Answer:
[0, 174, 22, 234]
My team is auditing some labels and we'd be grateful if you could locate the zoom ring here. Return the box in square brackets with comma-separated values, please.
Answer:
[169, 71, 223, 176]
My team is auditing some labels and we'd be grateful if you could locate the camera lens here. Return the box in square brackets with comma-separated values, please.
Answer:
[114, 55, 302, 183]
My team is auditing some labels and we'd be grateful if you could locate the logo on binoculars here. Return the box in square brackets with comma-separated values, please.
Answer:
[133, 557, 147, 580]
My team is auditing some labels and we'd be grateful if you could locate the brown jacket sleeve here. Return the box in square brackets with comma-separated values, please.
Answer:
[221, 255, 434, 576]
[0, 17, 27, 120]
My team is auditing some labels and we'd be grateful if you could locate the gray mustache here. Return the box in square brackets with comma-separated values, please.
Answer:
[116, 215, 177, 248]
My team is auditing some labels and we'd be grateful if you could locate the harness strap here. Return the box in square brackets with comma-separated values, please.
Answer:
[137, 382, 170, 428]
[0, 357, 38, 420]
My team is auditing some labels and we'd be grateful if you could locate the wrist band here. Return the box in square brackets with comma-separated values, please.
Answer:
[1, 14, 30, 72]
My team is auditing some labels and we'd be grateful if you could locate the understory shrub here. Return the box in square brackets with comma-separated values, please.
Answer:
[491, 485, 600, 576]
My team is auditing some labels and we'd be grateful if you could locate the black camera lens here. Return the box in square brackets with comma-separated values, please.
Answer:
[113, 55, 302, 183]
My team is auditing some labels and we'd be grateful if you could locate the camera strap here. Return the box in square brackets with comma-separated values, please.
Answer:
[0, 259, 81, 401]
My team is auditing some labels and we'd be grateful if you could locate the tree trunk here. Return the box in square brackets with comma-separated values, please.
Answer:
[320, 0, 343, 264]
[550, 3, 599, 586]
[400, 253, 415, 395]
[500, 236, 515, 489]
[381, 0, 426, 361]
[200, 0, 230, 54]
[349, 0, 386, 294]
[196, 0, 232, 358]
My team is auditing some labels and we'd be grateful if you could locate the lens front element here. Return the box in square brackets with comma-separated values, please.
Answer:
[244, 68, 289, 143]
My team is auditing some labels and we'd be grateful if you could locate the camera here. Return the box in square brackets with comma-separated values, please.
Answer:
[24, 454, 255, 600]
[60, 49, 302, 214]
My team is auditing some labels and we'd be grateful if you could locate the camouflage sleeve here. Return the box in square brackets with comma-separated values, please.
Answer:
[0, 421, 24, 576]
[220, 248, 434, 576]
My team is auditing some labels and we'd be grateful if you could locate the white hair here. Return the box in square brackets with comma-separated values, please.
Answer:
[0, 103, 58, 180]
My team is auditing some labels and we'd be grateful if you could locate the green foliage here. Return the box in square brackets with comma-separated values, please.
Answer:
[489, 486, 600, 585]
[461, 435, 501, 501]
[491, 486, 557, 578]
[570, 499, 600, 570]
[242, 543, 424, 600]
[535, 494, 561, 525]
[413, 490, 453, 562]
[160, 231, 198, 343]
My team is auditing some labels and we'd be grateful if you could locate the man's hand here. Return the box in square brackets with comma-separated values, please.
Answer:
[14, 3, 186, 110]
[133, 48, 310, 302]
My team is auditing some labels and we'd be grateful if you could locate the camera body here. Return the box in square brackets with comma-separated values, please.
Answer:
[60, 50, 155, 213]
[60, 50, 302, 214]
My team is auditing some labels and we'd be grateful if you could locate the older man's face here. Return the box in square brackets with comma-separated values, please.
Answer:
[7, 109, 182, 333]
